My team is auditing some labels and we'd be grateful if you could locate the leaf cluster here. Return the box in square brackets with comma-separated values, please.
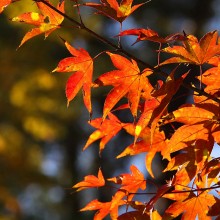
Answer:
[1, 0, 220, 219]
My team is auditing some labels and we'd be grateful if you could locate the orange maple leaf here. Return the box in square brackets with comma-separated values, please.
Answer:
[164, 144, 213, 188]
[147, 69, 188, 145]
[53, 41, 93, 114]
[107, 165, 146, 212]
[132, 68, 187, 144]
[133, 98, 159, 142]
[12, 0, 64, 47]
[73, 168, 105, 191]
[80, 196, 125, 220]
[118, 123, 167, 177]
[84, 112, 123, 153]
[196, 58, 220, 96]
[0, 0, 12, 13]
[108, 165, 146, 194]
[160, 31, 220, 66]
[83, 0, 145, 23]
[94, 52, 153, 119]
[200, 158, 220, 187]
[162, 105, 220, 160]
[164, 192, 216, 220]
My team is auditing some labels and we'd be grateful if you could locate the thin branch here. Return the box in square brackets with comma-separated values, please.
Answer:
[128, 184, 220, 196]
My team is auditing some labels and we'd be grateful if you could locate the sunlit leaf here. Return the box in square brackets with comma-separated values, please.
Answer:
[119, 28, 186, 44]
[94, 52, 153, 119]
[0, 0, 11, 13]
[73, 168, 105, 191]
[81, 196, 125, 220]
[160, 31, 220, 66]
[108, 165, 146, 192]
[83, 0, 145, 23]
[53, 41, 93, 114]
[12, 0, 64, 47]
[164, 192, 216, 220]
[84, 113, 123, 153]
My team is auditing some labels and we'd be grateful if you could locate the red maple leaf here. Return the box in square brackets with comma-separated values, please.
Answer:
[53, 41, 93, 114]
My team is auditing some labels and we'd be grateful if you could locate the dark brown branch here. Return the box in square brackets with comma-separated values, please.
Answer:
[128, 184, 220, 195]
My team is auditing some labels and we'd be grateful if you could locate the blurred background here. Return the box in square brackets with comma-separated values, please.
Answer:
[0, 0, 219, 219]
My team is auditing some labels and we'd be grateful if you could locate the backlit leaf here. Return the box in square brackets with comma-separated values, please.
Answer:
[118, 123, 167, 177]
[0, 0, 11, 13]
[81, 195, 125, 220]
[160, 31, 220, 66]
[119, 28, 186, 44]
[164, 192, 216, 220]
[84, 113, 123, 153]
[73, 168, 105, 191]
[94, 52, 153, 119]
[108, 165, 146, 192]
[12, 0, 64, 47]
[83, 0, 145, 23]
[53, 41, 93, 114]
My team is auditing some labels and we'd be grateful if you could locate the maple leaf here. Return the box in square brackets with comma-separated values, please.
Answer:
[162, 105, 220, 160]
[0, 0, 11, 13]
[94, 52, 153, 119]
[196, 61, 220, 96]
[53, 41, 93, 114]
[143, 181, 174, 212]
[80, 194, 125, 220]
[134, 68, 188, 145]
[199, 158, 220, 187]
[107, 165, 146, 210]
[164, 144, 213, 188]
[207, 197, 220, 217]
[119, 28, 186, 44]
[108, 165, 146, 193]
[166, 105, 217, 125]
[164, 192, 216, 220]
[117, 123, 167, 177]
[134, 98, 159, 142]
[164, 123, 211, 162]
[83, 0, 145, 23]
[118, 28, 161, 44]
[73, 168, 105, 191]
[12, 0, 64, 47]
[160, 31, 220, 66]
[84, 113, 123, 153]
[80, 200, 116, 220]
